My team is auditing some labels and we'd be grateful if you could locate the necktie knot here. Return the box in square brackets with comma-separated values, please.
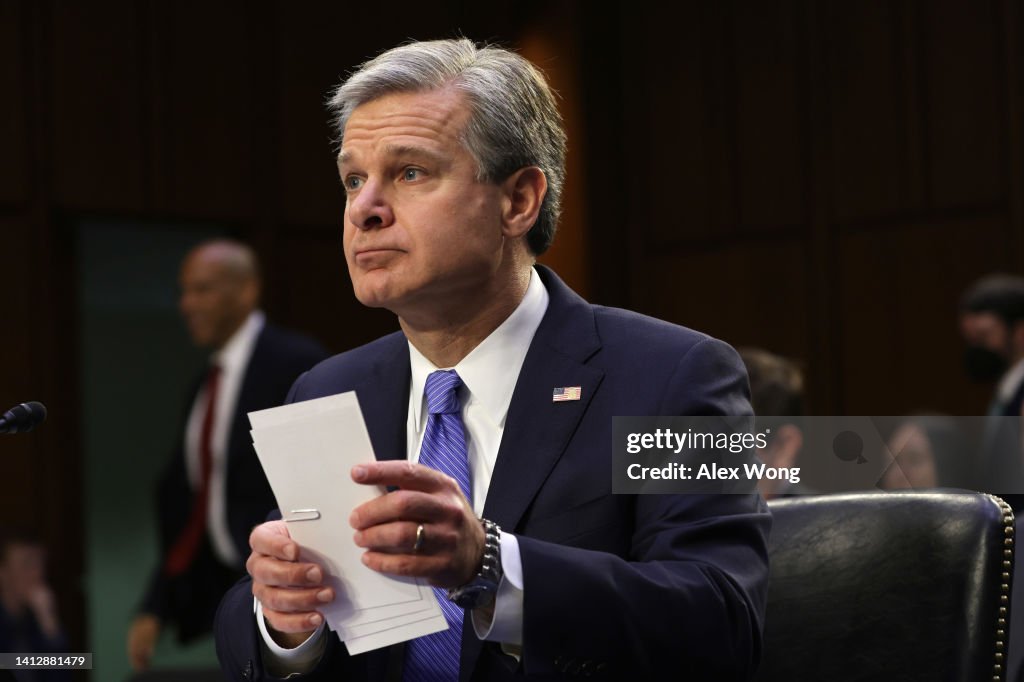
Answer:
[425, 370, 462, 415]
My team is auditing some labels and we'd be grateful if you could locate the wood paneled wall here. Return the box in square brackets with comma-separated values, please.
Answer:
[582, 0, 1024, 416]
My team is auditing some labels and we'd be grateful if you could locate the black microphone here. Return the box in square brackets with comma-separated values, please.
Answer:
[0, 401, 47, 434]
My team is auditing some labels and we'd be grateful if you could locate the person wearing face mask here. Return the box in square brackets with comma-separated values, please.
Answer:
[878, 416, 973, 491]
[959, 273, 1024, 504]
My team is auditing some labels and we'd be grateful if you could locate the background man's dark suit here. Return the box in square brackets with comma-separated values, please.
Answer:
[142, 323, 327, 641]
[215, 267, 771, 680]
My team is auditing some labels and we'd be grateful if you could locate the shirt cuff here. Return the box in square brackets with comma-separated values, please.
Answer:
[255, 598, 327, 677]
[471, 531, 523, 647]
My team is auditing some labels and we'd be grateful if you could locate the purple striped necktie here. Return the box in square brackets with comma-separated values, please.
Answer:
[404, 369, 472, 682]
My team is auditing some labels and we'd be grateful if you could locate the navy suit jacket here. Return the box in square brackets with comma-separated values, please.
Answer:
[215, 267, 771, 680]
[142, 322, 328, 641]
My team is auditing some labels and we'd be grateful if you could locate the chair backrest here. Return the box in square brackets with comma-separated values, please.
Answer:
[756, 492, 1013, 682]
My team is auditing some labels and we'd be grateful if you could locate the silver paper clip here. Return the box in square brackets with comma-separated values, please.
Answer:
[284, 509, 321, 522]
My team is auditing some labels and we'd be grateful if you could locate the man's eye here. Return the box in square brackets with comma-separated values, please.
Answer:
[344, 176, 363, 190]
[402, 168, 423, 181]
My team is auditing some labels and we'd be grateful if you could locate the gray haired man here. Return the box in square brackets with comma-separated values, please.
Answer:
[215, 38, 769, 681]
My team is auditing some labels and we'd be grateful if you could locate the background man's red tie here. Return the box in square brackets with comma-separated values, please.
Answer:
[164, 364, 221, 577]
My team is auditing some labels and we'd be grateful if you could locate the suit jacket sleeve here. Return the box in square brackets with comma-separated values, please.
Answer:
[515, 338, 770, 680]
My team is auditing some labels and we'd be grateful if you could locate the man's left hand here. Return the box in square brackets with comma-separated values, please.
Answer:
[350, 461, 484, 589]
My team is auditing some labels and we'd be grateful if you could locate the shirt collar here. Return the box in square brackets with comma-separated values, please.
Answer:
[998, 357, 1024, 403]
[409, 268, 549, 428]
[213, 310, 265, 371]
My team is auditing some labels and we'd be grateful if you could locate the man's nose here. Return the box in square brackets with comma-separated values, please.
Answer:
[347, 179, 395, 230]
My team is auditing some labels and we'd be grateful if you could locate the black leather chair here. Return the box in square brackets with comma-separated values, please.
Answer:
[757, 492, 1014, 682]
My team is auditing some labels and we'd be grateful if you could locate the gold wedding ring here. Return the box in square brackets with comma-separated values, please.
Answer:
[413, 523, 425, 553]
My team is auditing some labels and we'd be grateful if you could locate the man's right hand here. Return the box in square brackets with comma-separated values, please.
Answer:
[248, 520, 334, 648]
[127, 614, 160, 671]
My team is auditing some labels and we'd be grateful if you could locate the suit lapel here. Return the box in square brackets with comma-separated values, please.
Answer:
[461, 267, 603, 679]
[356, 334, 411, 463]
[482, 341, 604, 532]
[482, 266, 604, 531]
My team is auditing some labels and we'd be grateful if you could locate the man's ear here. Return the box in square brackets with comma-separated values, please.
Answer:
[500, 167, 547, 239]
[240, 277, 261, 312]
[1012, 320, 1024, 357]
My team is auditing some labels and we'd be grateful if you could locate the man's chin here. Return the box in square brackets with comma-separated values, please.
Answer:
[186, 329, 219, 349]
[351, 282, 400, 311]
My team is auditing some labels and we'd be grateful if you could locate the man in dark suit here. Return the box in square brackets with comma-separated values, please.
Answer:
[215, 39, 770, 681]
[127, 240, 327, 671]
[959, 274, 1024, 497]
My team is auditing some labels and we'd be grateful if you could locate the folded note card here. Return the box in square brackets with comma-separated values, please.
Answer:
[250, 392, 446, 653]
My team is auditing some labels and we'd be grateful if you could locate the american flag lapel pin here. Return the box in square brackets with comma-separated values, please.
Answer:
[552, 386, 582, 402]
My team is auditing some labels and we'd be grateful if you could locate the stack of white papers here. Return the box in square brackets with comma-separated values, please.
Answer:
[249, 392, 447, 655]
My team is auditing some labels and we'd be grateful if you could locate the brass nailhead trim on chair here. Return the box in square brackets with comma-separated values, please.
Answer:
[988, 495, 1015, 682]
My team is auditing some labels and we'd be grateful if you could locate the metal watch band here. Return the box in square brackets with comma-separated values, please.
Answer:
[447, 518, 502, 608]
[478, 518, 503, 583]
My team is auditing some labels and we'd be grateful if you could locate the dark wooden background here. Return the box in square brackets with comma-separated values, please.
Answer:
[1, 0, 1022, 655]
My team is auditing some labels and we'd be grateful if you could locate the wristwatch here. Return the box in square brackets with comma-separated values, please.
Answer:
[447, 518, 503, 609]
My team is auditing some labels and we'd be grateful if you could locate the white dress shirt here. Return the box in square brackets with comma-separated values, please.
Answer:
[260, 269, 549, 670]
[997, 358, 1024, 410]
[184, 309, 265, 567]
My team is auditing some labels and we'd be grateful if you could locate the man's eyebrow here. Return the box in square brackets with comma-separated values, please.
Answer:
[380, 144, 446, 164]
[337, 144, 446, 169]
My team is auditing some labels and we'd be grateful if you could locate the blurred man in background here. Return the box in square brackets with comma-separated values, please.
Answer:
[961, 274, 1024, 416]
[959, 274, 1024, 498]
[878, 416, 972, 491]
[127, 239, 327, 671]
